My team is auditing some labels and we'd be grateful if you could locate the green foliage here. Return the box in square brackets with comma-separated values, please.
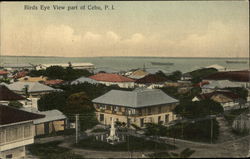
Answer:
[38, 92, 67, 112]
[91, 128, 107, 133]
[225, 87, 248, 101]
[28, 69, 46, 77]
[27, 141, 84, 159]
[65, 92, 93, 114]
[147, 148, 195, 158]
[35, 129, 75, 139]
[189, 68, 218, 84]
[8, 101, 23, 109]
[0, 78, 10, 84]
[160, 86, 201, 101]
[31, 66, 93, 81]
[174, 99, 224, 119]
[160, 87, 179, 99]
[166, 71, 182, 82]
[45, 66, 65, 80]
[145, 123, 168, 136]
[63, 67, 92, 81]
[130, 123, 142, 131]
[167, 119, 219, 142]
[75, 136, 176, 151]
[224, 108, 249, 125]
[65, 92, 98, 130]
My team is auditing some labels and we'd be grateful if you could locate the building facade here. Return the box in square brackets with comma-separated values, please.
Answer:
[0, 105, 44, 159]
[92, 89, 179, 127]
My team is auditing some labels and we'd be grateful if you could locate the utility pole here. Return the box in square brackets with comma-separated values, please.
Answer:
[210, 113, 214, 144]
[75, 114, 79, 144]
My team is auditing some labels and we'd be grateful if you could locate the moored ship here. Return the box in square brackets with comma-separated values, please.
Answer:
[151, 62, 174, 66]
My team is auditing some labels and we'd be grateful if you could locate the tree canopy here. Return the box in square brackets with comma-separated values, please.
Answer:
[27, 66, 93, 81]
[189, 68, 218, 84]
[174, 99, 224, 119]
[166, 71, 182, 82]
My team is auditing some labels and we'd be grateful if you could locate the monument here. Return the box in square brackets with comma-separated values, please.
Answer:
[106, 118, 120, 144]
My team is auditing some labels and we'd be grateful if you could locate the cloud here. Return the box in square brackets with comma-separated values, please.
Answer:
[1, 22, 249, 57]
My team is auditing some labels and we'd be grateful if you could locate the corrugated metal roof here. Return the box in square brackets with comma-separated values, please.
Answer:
[7, 81, 56, 93]
[33, 110, 66, 124]
[71, 77, 99, 85]
[89, 73, 134, 82]
[202, 80, 241, 89]
[92, 88, 178, 108]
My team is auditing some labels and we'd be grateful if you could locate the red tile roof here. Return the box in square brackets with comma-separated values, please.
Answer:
[89, 73, 134, 82]
[0, 105, 45, 125]
[135, 74, 168, 84]
[13, 71, 28, 79]
[0, 85, 26, 101]
[44, 79, 64, 85]
[204, 70, 250, 82]
[0, 70, 9, 75]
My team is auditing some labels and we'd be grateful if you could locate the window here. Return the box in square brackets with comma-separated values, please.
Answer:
[148, 108, 151, 115]
[0, 130, 4, 143]
[158, 116, 161, 124]
[24, 125, 31, 138]
[140, 118, 144, 127]
[158, 106, 161, 113]
[100, 114, 104, 121]
[5, 154, 12, 159]
[165, 114, 169, 123]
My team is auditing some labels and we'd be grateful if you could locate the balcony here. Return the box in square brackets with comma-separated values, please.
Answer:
[0, 137, 34, 152]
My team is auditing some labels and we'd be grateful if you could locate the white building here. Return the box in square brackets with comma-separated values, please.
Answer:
[89, 73, 135, 88]
[36, 62, 95, 71]
[0, 105, 44, 159]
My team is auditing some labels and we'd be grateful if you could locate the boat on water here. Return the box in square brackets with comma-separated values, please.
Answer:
[151, 62, 174, 66]
[226, 60, 248, 64]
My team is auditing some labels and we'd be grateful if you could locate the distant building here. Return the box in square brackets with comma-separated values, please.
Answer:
[0, 85, 26, 106]
[18, 76, 48, 82]
[135, 74, 169, 88]
[128, 69, 149, 79]
[232, 113, 250, 134]
[13, 71, 28, 79]
[192, 90, 247, 111]
[0, 105, 44, 159]
[71, 77, 99, 85]
[93, 67, 119, 74]
[205, 64, 226, 72]
[89, 73, 135, 88]
[203, 70, 250, 88]
[0, 70, 9, 79]
[37, 62, 95, 71]
[201, 80, 242, 93]
[43, 79, 65, 87]
[6, 81, 59, 97]
[92, 88, 179, 127]
[181, 72, 192, 81]
[28, 110, 67, 136]
[0, 63, 36, 71]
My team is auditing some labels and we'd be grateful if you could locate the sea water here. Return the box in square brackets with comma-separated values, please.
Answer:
[0, 56, 249, 73]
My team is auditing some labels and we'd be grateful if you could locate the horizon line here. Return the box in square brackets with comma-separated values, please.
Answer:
[0, 55, 249, 59]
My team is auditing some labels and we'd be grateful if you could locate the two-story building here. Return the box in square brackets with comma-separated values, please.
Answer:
[92, 88, 179, 127]
[0, 105, 44, 159]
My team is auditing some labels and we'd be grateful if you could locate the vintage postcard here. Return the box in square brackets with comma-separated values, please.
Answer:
[0, 1, 249, 158]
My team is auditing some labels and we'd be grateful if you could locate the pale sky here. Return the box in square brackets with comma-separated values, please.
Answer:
[0, 1, 249, 57]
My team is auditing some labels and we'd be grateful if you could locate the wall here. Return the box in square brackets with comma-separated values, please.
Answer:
[0, 122, 34, 159]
